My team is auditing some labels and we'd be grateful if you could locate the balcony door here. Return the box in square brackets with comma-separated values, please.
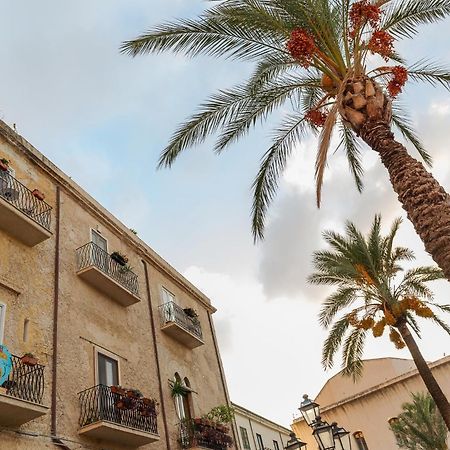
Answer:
[91, 230, 108, 271]
[161, 287, 177, 322]
[97, 352, 120, 422]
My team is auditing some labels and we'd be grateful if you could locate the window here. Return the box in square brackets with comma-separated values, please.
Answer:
[162, 287, 176, 304]
[97, 352, 119, 386]
[91, 229, 107, 252]
[173, 373, 191, 421]
[240, 427, 251, 450]
[353, 431, 369, 450]
[0, 303, 5, 344]
[273, 440, 280, 450]
[256, 433, 264, 450]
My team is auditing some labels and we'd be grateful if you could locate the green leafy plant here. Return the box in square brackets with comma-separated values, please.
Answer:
[389, 392, 448, 450]
[204, 405, 235, 424]
[170, 379, 186, 397]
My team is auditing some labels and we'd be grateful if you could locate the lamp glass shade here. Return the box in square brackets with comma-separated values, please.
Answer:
[334, 431, 351, 450]
[314, 423, 335, 450]
[285, 433, 307, 450]
[300, 395, 320, 426]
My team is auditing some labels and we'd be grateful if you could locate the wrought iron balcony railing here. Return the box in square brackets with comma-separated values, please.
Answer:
[78, 385, 158, 435]
[76, 242, 139, 297]
[1, 354, 45, 404]
[0, 170, 52, 231]
[159, 302, 203, 341]
[179, 420, 233, 450]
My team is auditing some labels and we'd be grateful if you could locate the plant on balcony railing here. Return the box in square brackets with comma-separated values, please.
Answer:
[180, 418, 233, 450]
[0, 169, 52, 230]
[1, 354, 45, 404]
[76, 242, 140, 297]
[159, 301, 203, 341]
[79, 384, 158, 434]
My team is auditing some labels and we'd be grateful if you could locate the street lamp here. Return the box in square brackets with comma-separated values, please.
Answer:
[312, 417, 335, 450]
[285, 432, 307, 450]
[299, 394, 320, 426]
[332, 423, 352, 450]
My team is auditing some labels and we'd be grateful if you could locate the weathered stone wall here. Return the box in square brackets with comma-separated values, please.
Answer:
[0, 121, 233, 450]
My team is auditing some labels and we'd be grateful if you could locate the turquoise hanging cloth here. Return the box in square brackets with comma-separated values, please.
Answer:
[0, 345, 12, 387]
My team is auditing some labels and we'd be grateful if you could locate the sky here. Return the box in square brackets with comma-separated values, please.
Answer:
[1, 0, 450, 429]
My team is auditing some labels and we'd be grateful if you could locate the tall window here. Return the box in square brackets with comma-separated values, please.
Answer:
[256, 433, 264, 450]
[173, 373, 191, 421]
[240, 426, 251, 450]
[353, 431, 369, 450]
[91, 229, 107, 252]
[0, 303, 5, 344]
[97, 352, 119, 386]
[273, 440, 280, 450]
[162, 287, 176, 304]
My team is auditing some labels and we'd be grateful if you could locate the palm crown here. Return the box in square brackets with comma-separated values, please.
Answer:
[309, 215, 450, 378]
[121, 0, 450, 239]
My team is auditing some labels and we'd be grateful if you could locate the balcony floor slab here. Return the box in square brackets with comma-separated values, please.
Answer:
[161, 321, 204, 349]
[0, 392, 48, 426]
[79, 420, 159, 447]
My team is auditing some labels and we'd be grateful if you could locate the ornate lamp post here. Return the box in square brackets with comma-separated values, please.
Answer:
[285, 432, 307, 450]
[332, 423, 352, 450]
[312, 417, 335, 450]
[299, 394, 321, 426]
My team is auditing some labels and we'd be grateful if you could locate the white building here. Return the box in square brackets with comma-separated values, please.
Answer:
[233, 403, 291, 450]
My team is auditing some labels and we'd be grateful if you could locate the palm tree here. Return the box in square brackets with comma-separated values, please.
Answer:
[309, 215, 450, 429]
[389, 392, 448, 450]
[122, 1, 450, 278]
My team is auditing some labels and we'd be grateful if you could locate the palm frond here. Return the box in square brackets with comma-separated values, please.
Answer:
[432, 314, 450, 335]
[120, 15, 287, 60]
[158, 86, 253, 168]
[319, 287, 358, 328]
[408, 59, 450, 91]
[251, 113, 310, 240]
[382, 0, 450, 39]
[341, 327, 366, 380]
[315, 103, 339, 207]
[336, 122, 364, 193]
[322, 316, 350, 369]
[391, 104, 432, 166]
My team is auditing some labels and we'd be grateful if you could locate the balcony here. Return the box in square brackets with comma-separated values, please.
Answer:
[0, 354, 48, 426]
[76, 242, 140, 307]
[180, 419, 233, 450]
[159, 302, 204, 349]
[0, 170, 52, 246]
[78, 385, 159, 447]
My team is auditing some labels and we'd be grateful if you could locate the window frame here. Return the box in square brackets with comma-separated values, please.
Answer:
[94, 346, 120, 387]
[0, 303, 5, 344]
[273, 440, 280, 450]
[91, 228, 108, 252]
[353, 431, 369, 450]
[239, 426, 251, 450]
[161, 286, 176, 305]
[256, 433, 264, 450]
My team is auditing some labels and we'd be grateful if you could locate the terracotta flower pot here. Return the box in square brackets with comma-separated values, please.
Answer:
[0, 162, 8, 171]
[21, 355, 38, 366]
[110, 386, 126, 396]
[31, 189, 45, 201]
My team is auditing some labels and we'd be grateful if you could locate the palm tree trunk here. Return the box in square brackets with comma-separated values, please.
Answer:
[397, 319, 450, 431]
[359, 119, 450, 281]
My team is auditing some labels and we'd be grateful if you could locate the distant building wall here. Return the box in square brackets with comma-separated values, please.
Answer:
[292, 357, 450, 449]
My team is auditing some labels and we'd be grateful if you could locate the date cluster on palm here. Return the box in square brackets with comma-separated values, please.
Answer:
[340, 77, 392, 134]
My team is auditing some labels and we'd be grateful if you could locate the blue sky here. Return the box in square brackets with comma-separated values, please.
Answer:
[1, 0, 450, 428]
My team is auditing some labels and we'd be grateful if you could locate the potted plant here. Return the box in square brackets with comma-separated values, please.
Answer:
[183, 307, 198, 318]
[116, 396, 135, 410]
[170, 379, 186, 397]
[126, 388, 143, 399]
[110, 385, 126, 396]
[21, 353, 38, 366]
[31, 189, 45, 201]
[110, 251, 128, 266]
[0, 158, 9, 171]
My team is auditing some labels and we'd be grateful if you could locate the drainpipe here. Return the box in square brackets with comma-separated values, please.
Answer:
[207, 313, 239, 449]
[143, 260, 172, 450]
[51, 186, 70, 449]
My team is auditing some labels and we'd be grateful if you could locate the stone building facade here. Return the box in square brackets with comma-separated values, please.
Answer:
[232, 403, 291, 450]
[0, 120, 236, 449]
[291, 356, 450, 449]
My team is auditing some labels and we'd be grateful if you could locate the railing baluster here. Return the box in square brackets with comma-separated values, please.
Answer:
[76, 242, 140, 297]
[78, 385, 158, 435]
[1, 355, 45, 404]
[0, 170, 52, 230]
[159, 302, 203, 340]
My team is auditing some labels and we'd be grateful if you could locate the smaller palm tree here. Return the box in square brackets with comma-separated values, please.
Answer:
[389, 392, 447, 450]
[309, 215, 450, 429]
